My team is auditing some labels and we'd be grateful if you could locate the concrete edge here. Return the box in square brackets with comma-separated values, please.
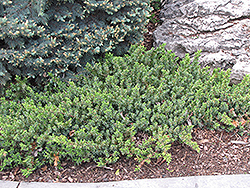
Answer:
[0, 180, 19, 188]
[1, 174, 250, 188]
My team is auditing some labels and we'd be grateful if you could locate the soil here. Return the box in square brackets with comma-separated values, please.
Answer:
[1, 5, 250, 184]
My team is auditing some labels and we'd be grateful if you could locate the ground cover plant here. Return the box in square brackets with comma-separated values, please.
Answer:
[1, 44, 250, 177]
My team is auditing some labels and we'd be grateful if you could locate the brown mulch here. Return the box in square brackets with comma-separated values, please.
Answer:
[142, 9, 162, 51]
[1, 128, 250, 183]
[1, 6, 250, 183]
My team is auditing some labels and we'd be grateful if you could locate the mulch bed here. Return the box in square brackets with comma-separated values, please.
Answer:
[1, 128, 250, 183]
[1, 5, 250, 183]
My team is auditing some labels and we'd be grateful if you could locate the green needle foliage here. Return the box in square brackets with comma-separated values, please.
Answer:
[1, 44, 250, 177]
[148, 0, 162, 24]
[0, 0, 153, 85]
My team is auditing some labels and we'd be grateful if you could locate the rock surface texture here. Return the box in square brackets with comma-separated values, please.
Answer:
[154, 0, 250, 84]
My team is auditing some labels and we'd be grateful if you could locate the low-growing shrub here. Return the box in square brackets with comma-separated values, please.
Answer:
[0, 44, 250, 177]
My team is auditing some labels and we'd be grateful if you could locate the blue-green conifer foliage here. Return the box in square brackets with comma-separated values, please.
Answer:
[0, 0, 153, 85]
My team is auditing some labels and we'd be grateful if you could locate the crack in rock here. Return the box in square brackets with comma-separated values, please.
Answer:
[154, 0, 250, 84]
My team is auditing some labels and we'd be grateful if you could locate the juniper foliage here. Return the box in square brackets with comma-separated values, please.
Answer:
[0, 0, 153, 85]
[1, 44, 250, 177]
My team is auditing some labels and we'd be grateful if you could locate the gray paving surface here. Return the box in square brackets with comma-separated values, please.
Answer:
[0, 181, 19, 188]
[1, 174, 250, 188]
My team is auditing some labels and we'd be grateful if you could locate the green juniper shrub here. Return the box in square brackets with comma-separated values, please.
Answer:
[1, 44, 250, 177]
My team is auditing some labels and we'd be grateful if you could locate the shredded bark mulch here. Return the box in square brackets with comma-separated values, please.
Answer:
[1, 128, 250, 183]
[1, 5, 250, 183]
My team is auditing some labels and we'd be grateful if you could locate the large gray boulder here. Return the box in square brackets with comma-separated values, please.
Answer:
[154, 0, 250, 84]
